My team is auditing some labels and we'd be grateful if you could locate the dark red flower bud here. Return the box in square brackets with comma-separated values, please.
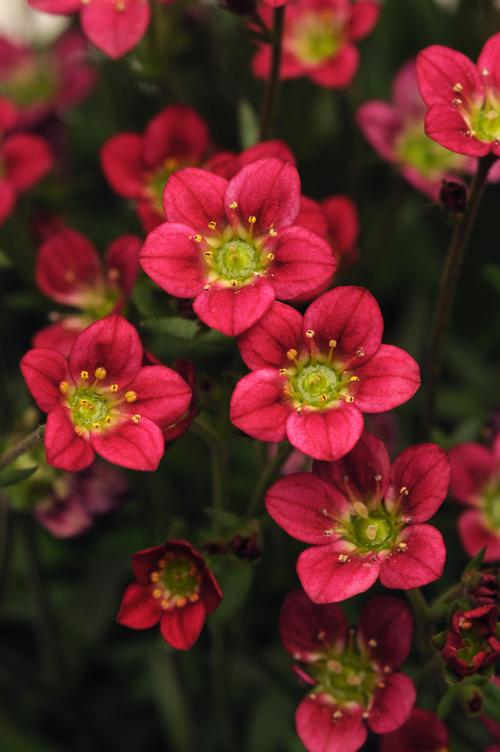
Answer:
[440, 180, 467, 214]
[441, 604, 500, 677]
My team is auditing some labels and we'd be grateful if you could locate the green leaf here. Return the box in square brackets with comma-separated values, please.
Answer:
[0, 466, 38, 488]
[238, 99, 259, 149]
[438, 685, 458, 718]
[481, 263, 500, 294]
[141, 316, 200, 340]
[210, 561, 254, 627]
[0, 248, 13, 268]
[463, 547, 486, 576]
[482, 681, 500, 722]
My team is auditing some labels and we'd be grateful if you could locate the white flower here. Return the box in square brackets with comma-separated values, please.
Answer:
[0, 0, 69, 45]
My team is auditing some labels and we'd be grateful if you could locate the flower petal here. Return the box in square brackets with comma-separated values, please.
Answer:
[356, 101, 401, 162]
[379, 524, 446, 589]
[20, 348, 68, 411]
[143, 105, 209, 167]
[26, 0, 81, 10]
[297, 542, 381, 603]
[296, 697, 367, 752]
[230, 368, 290, 442]
[237, 301, 303, 370]
[163, 168, 227, 229]
[348, 2, 381, 40]
[105, 235, 141, 296]
[478, 32, 500, 93]
[359, 596, 413, 669]
[91, 416, 164, 471]
[279, 589, 347, 660]
[239, 139, 295, 167]
[32, 322, 80, 357]
[424, 104, 490, 157]
[286, 402, 364, 461]
[100, 133, 145, 198]
[270, 226, 336, 301]
[309, 45, 359, 88]
[3, 133, 52, 189]
[352, 344, 420, 412]
[35, 228, 102, 305]
[386, 443, 450, 522]
[45, 404, 95, 471]
[193, 278, 275, 336]
[124, 365, 192, 429]
[160, 601, 206, 650]
[379, 708, 449, 752]
[81, 0, 151, 59]
[458, 510, 500, 562]
[368, 672, 416, 734]
[140, 222, 206, 297]
[0, 180, 16, 223]
[116, 582, 161, 629]
[416, 45, 482, 108]
[322, 195, 359, 255]
[449, 442, 496, 503]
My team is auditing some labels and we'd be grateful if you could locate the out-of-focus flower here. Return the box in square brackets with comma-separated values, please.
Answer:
[441, 604, 500, 677]
[0, 132, 52, 224]
[379, 708, 449, 752]
[0, 0, 69, 45]
[297, 194, 359, 271]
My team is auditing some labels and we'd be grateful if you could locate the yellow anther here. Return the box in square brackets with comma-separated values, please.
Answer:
[107, 267, 120, 281]
[208, 220, 217, 230]
[345, 395, 355, 404]
[192, 234, 202, 243]
[189, 593, 200, 603]
[328, 339, 337, 348]
[230, 279, 238, 287]
[349, 375, 360, 382]
[248, 215, 257, 224]
[176, 595, 187, 607]
[161, 599, 171, 610]
[356, 347, 365, 358]
[453, 82, 463, 93]
[353, 501, 369, 518]
[452, 98, 462, 106]
[125, 391, 137, 403]
[109, 384, 119, 393]
[338, 554, 349, 563]
[366, 524, 378, 541]
[374, 474, 382, 482]
[150, 572, 160, 583]
[79, 399, 89, 407]
[319, 394, 328, 403]
[131, 414, 141, 424]
[482, 67, 489, 76]
[286, 348, 298, 361]
[266, 252, 275, 261]
[368, 638, 377, 647]
[347, 675, 362, 686]
[203, 251, 213, 258]
[158, 558, 166, 568]
[399, 486, 409, 496]
[305, 329, 315, 338]
[398, 542, 408, 552]
[74, 425, 86, 437]
[317, 630, 326, 640]
[229, 201, 238, 210]
[279, 368, 288, 376]
[152, 588, 163, 599]
[269, 228, 278, 237]
[59, 381, 70, 394]
[80, 370, 89, 380]
[333, 710, 343, 720]
[104, 416, 112, 424]
[327, 660, 342, 673]
[94, 367, 107, 380]
[116, 0, 125, 10]
[378, 681, 386, 689]
[92, 422, 101, 430]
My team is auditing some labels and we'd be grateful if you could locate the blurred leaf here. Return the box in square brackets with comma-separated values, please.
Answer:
[141, 316, 200, 340]
[438, 685, 458, 718]
[463, 547, 486, 575]
[482, 681, 500, 722]
[238, 99, 259, 149]
[210, 561, 253, 627]
[481, 263, 500, 294]
[0, 466, 38, 488]
[0, 249, 13, 268]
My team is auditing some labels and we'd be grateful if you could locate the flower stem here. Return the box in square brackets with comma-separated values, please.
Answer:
[0, 425, 45, 472]
[258, 6, 285, 141]
[423, 154, 495, 435]
[246, 441, 293, 518]
[406, 588, 433, 659]
[192, 416, 226, 532]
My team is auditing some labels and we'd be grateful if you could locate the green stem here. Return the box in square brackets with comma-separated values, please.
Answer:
[246, 441, 293, 518]
[424, 154, 495, 435]
[258, 6, 285, 141]
[430, 581, 464, 618]
[192, 416, 225, 532]
[0, 425, 45, 472]
[406, 588, 433, 659]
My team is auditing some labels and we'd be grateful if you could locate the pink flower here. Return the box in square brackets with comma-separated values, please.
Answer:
[379, 708, 449, 752]
[449, 435, 500, 562]
[266, 431, 448, 601]
[28, 0, 151, 60]
[0, 132, 52, 224]
[253, 0, 380, 89]
[297, 194, 360, 270]
[117, 539, 223, 650]
[231, 287, 420, 460]
[441, 604, 500, 677]
[206, 139, 295, 181]
[416, 33, 500, 157]
[33, 228, 141, 356]
[358, 60, 470, 198]
[140, 158, 336, 336]
[20, 314, 192, 472]
[281, 590, 415, 752]
[0, 31, 95, 128]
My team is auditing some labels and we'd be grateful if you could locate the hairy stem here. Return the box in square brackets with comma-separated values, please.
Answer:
[0, 425, 45, 472]
[258, 6, 285, 141]
[192, 416, 226, 532]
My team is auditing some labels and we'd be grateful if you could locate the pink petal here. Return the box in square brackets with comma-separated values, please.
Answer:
[124, 365, 192, 429]
[270, 226, 336, 300]
[81, 0, 151, 59]
[91, 416, 164, 471]
[3, 134, 52, 189]
[286, 402, 364, 461]
[322, 195, 359, 254]
[309, 45, 359, 89]
[279, 589, 347, 660]
[416, 45, 482, 108]
[359, 596, 413, 669]
[237, 301, 303, 370]
[449, 442, 496, 503]
[386, 443, 450, 522]
[160, 601, 206, 650]
[32, 322, 80, 357]
[105, 235, 141, 296]
[143, 105, 209, 167]
[458, 510, 500, 562]
[352, 344, 420, 412]
[478, 33, 500, 93]
[230, 368, 290, 442]
[45, 404, 95, 471]
[297, 542, 381, 603]
[266, 472, 350, 544]
[380, 708, 449, 752]
[379, 524, 445, 589]
[27, 0, 81, 12]
[193, 278, 275, 336]
[131, 545, 166, 582]
[116, 582, 161, 629]
[368, 672, 416, 733]
[140, 222, 205, 297]
[296, 697, 367, 752]
[392, 60, 426, 118]
[425, 104, 490, 157]
[100, 133, 145, 199]
[239, 139, 295, 167]
[348, 1, 381, 40]
[69, 315, 143, 389]
[356, 101, 401, 162]
[296, 196, 329, 238]
[163, 168, 227, 230]
[20, 348, 68, 412]
[225, 158, 301, 233]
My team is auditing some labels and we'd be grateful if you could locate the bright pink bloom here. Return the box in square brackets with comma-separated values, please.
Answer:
[297, 194, 359, 270]
[358, 60, 470, 198]
[281, 590, 415, 752]
[253, 0, 380, 89]
[33, 228, 141, 356]
[20, 314, 192, 472]
[140, 159, 336, 336]
[441, 604, 500, 677]
[206, 139, 295, 181]
[449, 435, 500, 562]
[416, 33, 500, 157]
[117, 539, 222, 650]
[231, 288, 420, 460]
[266, 431, 448, 601]
[0, 132, 52, 224]
[380, 708, 449, 752]
[0, 31, 95, 128]
[28, 0, 151, 59]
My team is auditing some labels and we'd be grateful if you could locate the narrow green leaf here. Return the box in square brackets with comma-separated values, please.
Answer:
[0, 466, 38, 488]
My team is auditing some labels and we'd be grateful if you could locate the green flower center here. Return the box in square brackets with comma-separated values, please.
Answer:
[352, 513, 393, 549]
[282, 343, 356, 411]
[69, 389, 111, 429]
[216, 239, 260, 281]
[311, 649, 378, 708]
[294, 364, 339, 405]
[1, 59, 57, 107]
[469, 92, 500, 143]
[291, 13, 342, 65]
[395, 122, 465, 178]
[150, 552, 202, 610]
[203, 223, 272, 287]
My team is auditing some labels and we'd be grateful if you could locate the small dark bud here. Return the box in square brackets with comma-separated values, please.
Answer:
[440, 180, 467, 214]
[220, 0, 256, 16]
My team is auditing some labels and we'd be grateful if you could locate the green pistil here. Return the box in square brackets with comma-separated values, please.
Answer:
[469, 92, 500, 143]
[352, 513, 393, 549]
[395, 122, 465, 178]
[291, 13, 342, 65]
[161, 556, 201, 598]
[68, 389, 111, 430]
[327, 500, 405, 555]
[311, 650, 378, 709]
[283, 351, 355, 411]
[215, 239, 260, 282]
[204, 225, 271, 287]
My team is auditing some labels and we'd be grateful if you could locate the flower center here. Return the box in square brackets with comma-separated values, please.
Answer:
[216, 239, 260, 281]
[395, 121, 466, 178]
[202, 221, 273, 288]
[311, 648, 378, 708]
[1, 59, 57, 107]
[290, 13, 342, 65]
[469, 93, 500, 143]
[150, 552, 202, 610]
[146, 158, 184, 214]
[352, 512, 393, 548]
[69, 389, 111, 429]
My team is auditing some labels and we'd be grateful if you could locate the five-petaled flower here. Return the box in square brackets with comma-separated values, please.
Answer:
[20, 314, 192, 472]
[117, 539, 223, 650]
[33, 227, 141, 356]
[266, 431, 448, 601]
[449, 434, 500, 562]
[441, 603, 500, 677]
[0, 132, 52, 224]
[379, 708, 449, 752]
[140, 158, 336, 337]
[230, 287, 420, 460]
[281, 590, 415, 752]
[416, 33, 500, 157]
[252, 0, 380, 89]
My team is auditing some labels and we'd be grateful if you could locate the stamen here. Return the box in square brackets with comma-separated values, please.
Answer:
[59, 381, 70, 394]
[109, 384, 119, 393]
[482, 67, 489, 76]
[399, 486, 409, 496]
[286, 348, 298, 361]
[333, 710, 343, 720]
[349, 375, 360, 383]
[192, 234, 202, 243]
[374, 474, 382, 482]
[208, 220, 217, 230]
[397, 542, 408, 552]
[305, 329, 315, 338]
[355, 347, 365, 358]
[352, 501, 369, 518]
[150, 572, 160, 583]
[337, 554, 349, 564]
[74, 426, 86, 437]
[247, 215, 257, 225]
[80, 370, 89, 380]
[131, 414, 141, 424]
[368, 638, 377, 647]
[452, 82, 463, 93]
[116, 0, 125, 10]
[345, 395, 355, 404]
[152, 588, 163, 599]
[125, 391, 137, 403]
[229, 201, 238, 210]
[266, 252, 275, 261]
[94, 367, 107, 380]
[269, 228, 278, 237]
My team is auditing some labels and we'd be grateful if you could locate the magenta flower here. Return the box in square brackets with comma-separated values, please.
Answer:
[20, 314, 192, 472]
[297, 194, 360, 270]
[449, 435, 500, 562]
[117, 539, 223, 650]
[281, 590, 415, 752]
[416, 33, 500, 157]
[358, 60, 469, 198]
[140, 158, 336, 336]
[253, 0, 381, 89]
[0, 132, 52, 224]
[230, 287, 420, 460]
[266, 431, 448, 601]
[33, 228, 141, 356]
[380, 708, 449, 752]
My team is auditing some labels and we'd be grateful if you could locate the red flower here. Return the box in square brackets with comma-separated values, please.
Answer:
[358, 59, 470, 199]
[266, 431, 448, 601]
[33, 228, 141, 356]
[162, 359, 198, 442]
[297, 194, 359, 270]
[140, 158, 336, 336]
[379, 708, 449, 752]
[281, 590, 415, 752]
[20, 314, 192, 472]
[416, 33, 500, 157]
[0, 132, 52, 224]
[449, 435, 500, 562]
[206, 139, 295, 181]
[253, 0, 380, 89]
[117, 539, 223, 650]
[230, 288, 420, 460]
[0, 31, 95, 128]
[441, 604, 500, 677]
[28, 0, 151, 60]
